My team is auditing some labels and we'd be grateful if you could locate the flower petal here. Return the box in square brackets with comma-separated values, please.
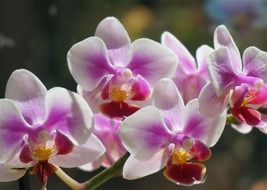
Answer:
[5, 69, 47, 125]
[44, 87, 93, 145]
[191, 140, 211, 161]
[153, 78, 184, 111]
[55, 131, 74, 155]
[130, 75, 151, 101]
[95, 17, 131, 67]
[99, 101, 140, 118]
[0, 164, 26, 182]
[127, 39, 178, 86]
[231, 107, 261, 126]
[77, 77, 109, 113]
[0, 99, 30, 163]
[196, 45, 213, 79]
[67, 37, 115, 91]
[161, 31, 196, 73]
[199, 83, 230, 117]
[49, 134, 105, 168]
[208, 47, 238, 96]
[183, 99, 227, 147]
[78, 156, 104, 171]
[120, 106, 172, 160]
[243, 46, 267, 82]
[164, 162, 206, 186]
[93, 114, 126, 165]
[152, 78, 185, 131]
[231, 123, 253, 134]
[214, 25, 242, 72]
[123, 148, 171, 180]
[173, 74, 206, 104]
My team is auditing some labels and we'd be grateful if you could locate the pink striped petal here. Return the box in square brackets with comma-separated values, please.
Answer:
[67, 37, 115, 91]
[243, 46, 267, 82]
[120, 106, 173, 160]
[123, 148, 171, 180]
[183, 99, 226, 147]
[49, 134, 105, 168]
[5, 69, 47, 125]
[161, 31, 196, 73]
[95, 17, 131, 67]
[0, 99, 30, 163]
[127, 39, 178, 87]
[199, 83, 230, 117]
[43, 87, 93, 145]
[214, 25, 242, 72]
[196, 45, 213, 79]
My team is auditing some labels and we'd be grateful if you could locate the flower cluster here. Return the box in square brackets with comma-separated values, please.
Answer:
[1, 17, 267, 189]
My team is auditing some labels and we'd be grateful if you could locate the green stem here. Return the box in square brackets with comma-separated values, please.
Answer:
[83, 153, 129, 190]
[226, 114, 239, 125]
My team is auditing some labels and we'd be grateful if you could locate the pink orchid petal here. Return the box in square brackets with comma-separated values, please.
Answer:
[55, 131, 74, 155]
[130, 75, 151, 101]
[95, 17, 131, 67]
[173, 74, 206, 104]
[5, 69, 47, 125]
[99, 101, 140, 118]
[0, 164, 27, 182]
[230, 85, 249, 107]
[0, 99, 30, 163]
[19, 144, 32, 163]
[44, 87, 93, 145]
[127, 39, 178, 87]
[183, 99, 227, 147]
[250, 85, 267, 105]
[77, 77, 109, 113]
[199, 83, 230, 117]
[78, 156, 104, 171]
[123, 148, 171, 180]
[161, 31, 196, 73]
[231, 123, 253, 134]
[243, 46, 267, 82]
[196, 45, 213, 79]
[153, 78, 184, 111]
[93, 114, 126, 165]
[120, 106, 173, 160]
[152, 78, 185, 131]
[208, 47, 239, 96]
[231, 107, 261, 126]
[164, 162, 206, 186]
[214, 25, 242, 72]
[0, 146, 36, 182]
[67, 37, 115, 91]
[49, 134, 105, 168]
[191, 140, 211, 161]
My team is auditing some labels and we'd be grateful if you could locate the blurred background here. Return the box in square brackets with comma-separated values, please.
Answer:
[1, 0, 267, 189]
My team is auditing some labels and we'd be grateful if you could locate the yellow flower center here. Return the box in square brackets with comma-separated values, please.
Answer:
[241, 89, 256, 107]
[172, 149, 192, 165]
[33, 146, 55, 161]
[110, 87, 129, 102]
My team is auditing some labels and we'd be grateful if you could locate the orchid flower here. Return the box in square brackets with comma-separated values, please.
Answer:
[119, 78, 226, 185]
[68, 17, 178, 118]
[161, 31, 213, 103]
[79, 113, 126, 171]
[0, 69, 105, 188]
[199, 25, 267, 133]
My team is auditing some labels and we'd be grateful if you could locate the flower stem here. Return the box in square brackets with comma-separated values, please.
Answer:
[19, 173, 31, 190]
[54, 166, 86, 190]
[83, 153, 129, 190]
[226, 114, 239, 125]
